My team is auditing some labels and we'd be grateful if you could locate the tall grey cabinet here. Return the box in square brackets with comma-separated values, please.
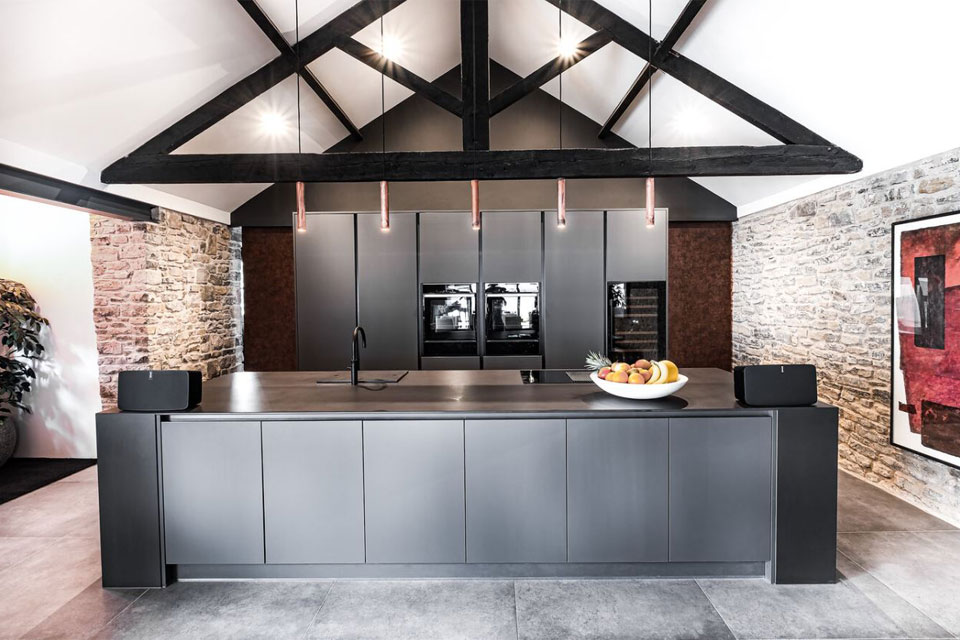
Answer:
[606, 208, 668, 281]
[357, 212, 418, 369]
[544, 210, 605, 369]
[481, 211, 541, 282]
[295, 213, 356, 370]
[419, 212, 479, 283]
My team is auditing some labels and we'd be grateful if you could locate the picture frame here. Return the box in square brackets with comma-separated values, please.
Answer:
[890, 209, 960, 469]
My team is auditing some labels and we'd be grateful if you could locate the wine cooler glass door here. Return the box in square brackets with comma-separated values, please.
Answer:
[607, 281, 666, 362]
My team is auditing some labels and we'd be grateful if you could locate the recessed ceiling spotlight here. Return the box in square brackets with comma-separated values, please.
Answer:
[259, 111, 288, 137]
[557, 36, 579, 59]
[380, 33, 404, 61]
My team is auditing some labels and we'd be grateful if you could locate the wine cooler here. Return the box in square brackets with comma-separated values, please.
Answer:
[607, 281, 667, 362]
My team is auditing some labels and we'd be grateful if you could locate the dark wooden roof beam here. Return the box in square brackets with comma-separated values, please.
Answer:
[461, 0, 490, 150]
[237, 0, 362, 141]
[101, 145, 863, 184]
[489, 30, 613, 116]
[598, 0, 707, 138]
[338, 38, 463, 117]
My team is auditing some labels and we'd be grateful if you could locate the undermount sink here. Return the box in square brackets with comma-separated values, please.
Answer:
[315, 371, 408, 384]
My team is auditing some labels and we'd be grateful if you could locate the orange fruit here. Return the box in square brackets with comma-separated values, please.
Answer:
[628, 372, 645, 384]
[612, 362, 630, 373]
[606, 370, 628, 383]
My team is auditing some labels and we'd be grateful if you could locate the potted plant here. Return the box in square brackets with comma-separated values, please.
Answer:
[0, 279, 48, 467]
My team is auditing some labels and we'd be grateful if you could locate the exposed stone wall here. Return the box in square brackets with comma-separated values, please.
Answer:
[733, 148, 960, 525]
[90, 209, 243, 409]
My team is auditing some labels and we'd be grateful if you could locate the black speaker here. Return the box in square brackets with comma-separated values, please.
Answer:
[734, 364, 818, 407]
[117, 370, 202, 412]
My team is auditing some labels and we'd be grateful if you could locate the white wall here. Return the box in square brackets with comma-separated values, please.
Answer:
[0, 194, 101, 458]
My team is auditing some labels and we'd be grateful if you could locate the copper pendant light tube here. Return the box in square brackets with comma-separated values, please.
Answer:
[295, 181, 307, 233]
[645, 177, 656, 228]
[557, 178, 567, 228]
[471, 179, 481, 230]
[380, 180, 390, 231]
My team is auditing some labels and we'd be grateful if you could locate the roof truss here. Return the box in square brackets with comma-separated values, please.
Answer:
[101, 0, 861, 185]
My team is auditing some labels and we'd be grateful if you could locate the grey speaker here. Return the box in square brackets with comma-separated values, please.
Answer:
[117, 370, 202, 412]
[734, 364, 817, 407]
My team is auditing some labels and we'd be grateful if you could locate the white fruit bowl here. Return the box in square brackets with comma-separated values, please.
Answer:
[589, 372, 688, 400]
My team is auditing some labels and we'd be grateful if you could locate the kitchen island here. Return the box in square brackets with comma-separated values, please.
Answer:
[96, 368, 838, 588]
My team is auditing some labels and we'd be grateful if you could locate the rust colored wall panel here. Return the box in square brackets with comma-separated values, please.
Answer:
[242, 227, 296, 371]
[668, 222, 732, 370]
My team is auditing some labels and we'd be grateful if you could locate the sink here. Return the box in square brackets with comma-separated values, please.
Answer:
[316, 371, 408, 384]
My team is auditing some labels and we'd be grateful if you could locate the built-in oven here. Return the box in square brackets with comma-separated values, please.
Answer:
[607, 281, 666, 362]
[421, 283, 478, 357]
[484, 283, 541, 356]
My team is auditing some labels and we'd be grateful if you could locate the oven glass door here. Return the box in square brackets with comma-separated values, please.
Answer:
[422, 284, 478, 356]
[484, 283, 540, 356]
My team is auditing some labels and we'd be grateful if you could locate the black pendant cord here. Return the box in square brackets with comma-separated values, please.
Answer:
[558, 0, 563, 169]
[295, 0, 302, 182]
[381, 15, 386, 175]
[648, 0, 652, 168]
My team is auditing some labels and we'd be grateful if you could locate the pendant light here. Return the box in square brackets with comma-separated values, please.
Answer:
[379, 15, 390, 232]
[294, 0, 307, 233]
[645, 0, 656, 229]
[556, 0, 566, 229]
[471, 179, 481, 230]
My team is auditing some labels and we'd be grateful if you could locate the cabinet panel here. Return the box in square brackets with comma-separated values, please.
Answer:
[606, 209, 667, 282]
[421, 356, 480, 370]
[482, 355, 542, 370]
[364, 420, 465, 563]
[161, 421, 264, 565]
[544, 210, 605, 369]
[357, 212, 418, 369]
[419, 212, 479, 283]
[669, 417, 773, 562]
[262, 421, 364, 564]
[481, 211, 542, 283]
[567, 418, 668, 562]
[465, 419, 566, 563]
[295, 213, 356, 370]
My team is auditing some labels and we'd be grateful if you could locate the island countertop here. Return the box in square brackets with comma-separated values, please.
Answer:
[166, 367, 824, 419]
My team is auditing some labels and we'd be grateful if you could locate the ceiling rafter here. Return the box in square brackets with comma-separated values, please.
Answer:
[121, 0, 405, 158]
[598, 0, 707, 138]
[542, 0, 831, 146]
[101, 0, 862, 186]
[489, 30, 614, 117]
[237, 0, 362, 142]
[337, 38, 463, 117]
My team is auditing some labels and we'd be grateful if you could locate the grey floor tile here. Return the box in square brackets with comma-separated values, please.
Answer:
[838, 530, 960, 636]
[22, 579, 144, 640]
[0, 480, 99, 538]
[0, 536, 101, 640]
[837, 471, 956, 533]
[94, 581, 330, 640]
[698, 554, 952, 640]
[306, 580, 517, 640]
[515, 579, 734, 640]
[58, 465, 99, 484]
[0, 535, 56, 572]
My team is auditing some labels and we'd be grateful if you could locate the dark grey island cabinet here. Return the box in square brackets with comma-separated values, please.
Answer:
[95, 370, 838, 588]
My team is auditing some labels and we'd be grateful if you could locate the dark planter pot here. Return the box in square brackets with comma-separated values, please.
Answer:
[0, 418, 16, 468]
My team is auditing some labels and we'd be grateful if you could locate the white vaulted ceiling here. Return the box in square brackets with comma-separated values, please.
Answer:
[2, 0, 960, 221]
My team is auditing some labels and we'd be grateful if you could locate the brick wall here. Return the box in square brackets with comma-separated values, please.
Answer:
[90, 209, 243, 409]
[733, 148, 960, 524]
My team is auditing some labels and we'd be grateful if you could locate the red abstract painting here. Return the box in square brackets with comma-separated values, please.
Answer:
[894, 213, 960, 464]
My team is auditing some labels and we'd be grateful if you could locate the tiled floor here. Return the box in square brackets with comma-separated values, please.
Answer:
[0, 466, 957, 639]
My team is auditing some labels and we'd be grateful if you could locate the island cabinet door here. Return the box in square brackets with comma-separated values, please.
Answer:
[668, 417, 773, 562]
[161, 421, 264, 565]
[465, 419, 566, 563]
[363, 420, 466, 563]
[567, 418, 669, 562]
[262, 421, 365, 564]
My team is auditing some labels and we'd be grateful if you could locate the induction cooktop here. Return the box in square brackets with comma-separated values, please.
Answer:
[521, 369, 594, 384]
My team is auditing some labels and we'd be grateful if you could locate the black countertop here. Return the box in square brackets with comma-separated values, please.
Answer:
[163, 368, 828, 420]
